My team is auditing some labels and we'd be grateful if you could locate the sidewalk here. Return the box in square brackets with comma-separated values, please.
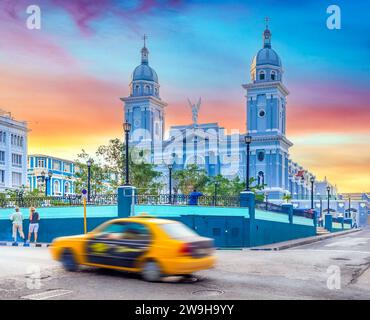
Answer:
[0, 241, 50, 248]
[249, 228, 362, 251]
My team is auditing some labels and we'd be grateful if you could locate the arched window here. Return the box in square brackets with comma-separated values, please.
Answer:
[53, 180, 60, 195]
[257, 151, 265, 161]
[258, 171, 265, 186]
[144, 85, 150, 94]
[64, 182, 70, 194]
[134, 85, 139, 95]
[271, 71, 276, 81]
[259, 71, 265, 80]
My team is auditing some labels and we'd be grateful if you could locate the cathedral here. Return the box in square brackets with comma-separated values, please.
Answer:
[122, 26, 333, 200]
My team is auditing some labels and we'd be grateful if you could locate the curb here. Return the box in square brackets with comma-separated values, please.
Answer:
[0, 241, 50, 248]
[249, 228, 362, 251]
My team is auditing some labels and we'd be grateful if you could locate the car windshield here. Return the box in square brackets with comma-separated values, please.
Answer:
[161, 222, 198, 239]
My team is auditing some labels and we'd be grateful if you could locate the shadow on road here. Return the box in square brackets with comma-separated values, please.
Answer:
[76, 266, 203, 284]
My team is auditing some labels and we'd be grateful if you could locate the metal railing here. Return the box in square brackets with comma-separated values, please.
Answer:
[0, 194, 117, 208]
[136, 194, 240, 207]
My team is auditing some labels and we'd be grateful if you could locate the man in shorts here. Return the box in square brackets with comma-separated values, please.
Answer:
[28, 207, 40, 243]
[10, 206, 25, 243]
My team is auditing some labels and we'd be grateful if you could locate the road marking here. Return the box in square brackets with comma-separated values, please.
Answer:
[21, 289, 72, 300]
[325, 238, 369, 248]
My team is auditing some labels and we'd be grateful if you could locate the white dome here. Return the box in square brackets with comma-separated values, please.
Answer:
[254, 47, 281, 67]
[132, 64, 158, 83]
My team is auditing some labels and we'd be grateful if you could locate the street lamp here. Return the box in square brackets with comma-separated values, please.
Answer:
[301, 176, 305, 200]
[214, 181, 219, 206]
[326, 186, 331, 215]
[265, 192, 268, 210]
[348, 196, 351, 218]
[41, 170, 46, 195]
[123, 120, 132, 185]
[244, 134, 252, 191]
[46, 171, 53, 196]
[87, 159, 92, 202]
[168, 164, 173, 204]
[310, 176, 315, 209]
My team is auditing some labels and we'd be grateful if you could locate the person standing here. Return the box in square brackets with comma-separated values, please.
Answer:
[188, 189, 203, 206]
[27, 207, 40, 243]
[10, 206, 25, 243]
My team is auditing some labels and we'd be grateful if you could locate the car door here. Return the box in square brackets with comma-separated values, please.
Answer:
[86, 221, 151, 269]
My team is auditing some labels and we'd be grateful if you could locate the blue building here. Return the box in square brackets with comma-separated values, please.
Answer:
[27, 155, 77, 196]
[122, 25, 335, 200]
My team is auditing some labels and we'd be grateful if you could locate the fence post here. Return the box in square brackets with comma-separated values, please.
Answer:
[117, 186, 136, 218]
[282, 203, 293, 224]
[240, 191, 256, 247]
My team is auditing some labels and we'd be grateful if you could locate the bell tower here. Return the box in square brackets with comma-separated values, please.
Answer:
[242, 20, 293, 199]
[121, 36, 167, 155]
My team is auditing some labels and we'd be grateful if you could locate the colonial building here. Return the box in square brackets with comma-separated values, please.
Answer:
[27, 155, 76, 196]
[122, 26, 336, 200]
[0, 110, 28, 192]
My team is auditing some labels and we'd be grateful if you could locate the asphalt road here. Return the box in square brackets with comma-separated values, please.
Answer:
[0, 228, 369, 300]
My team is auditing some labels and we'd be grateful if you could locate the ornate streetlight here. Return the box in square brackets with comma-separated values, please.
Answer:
[168, 164, 173, 204]
[326, 186, 331, 215]
[87, 159, 92, 202]
[244, 134, 252, 191]
[45, 171, 53, 196]
[123, 120, 132, 185]
[310, 176, 315, 209]
[348, 196, 351, 218]
[41, 170, 46, 195]
[214, 181, 219, 206]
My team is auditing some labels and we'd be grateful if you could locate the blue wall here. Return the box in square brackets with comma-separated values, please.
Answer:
[0, 203, 316, 248]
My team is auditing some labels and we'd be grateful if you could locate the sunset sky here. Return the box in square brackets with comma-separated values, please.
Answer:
[0, 0, 369, 192]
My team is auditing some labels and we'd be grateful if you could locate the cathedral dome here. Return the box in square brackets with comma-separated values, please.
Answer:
[132, 64, 158, 83]
[253, 47, 281, 67]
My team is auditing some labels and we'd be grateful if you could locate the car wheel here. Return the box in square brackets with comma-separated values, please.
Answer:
[141, 260, 162, 282]
[61, 249, 78, 272]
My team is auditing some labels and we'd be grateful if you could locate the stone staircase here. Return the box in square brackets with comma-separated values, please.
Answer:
[316, 227, 330, 235]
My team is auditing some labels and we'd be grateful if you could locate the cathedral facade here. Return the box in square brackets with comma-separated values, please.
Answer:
[122, 27, 334, 200]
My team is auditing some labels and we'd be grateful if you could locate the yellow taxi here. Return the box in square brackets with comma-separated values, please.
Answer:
[50, 215, 216, 282]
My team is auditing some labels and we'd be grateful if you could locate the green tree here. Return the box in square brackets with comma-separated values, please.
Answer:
[172, 164, 209, 194]
[75, 150, 110, 195]
[75, 139, 162, 195]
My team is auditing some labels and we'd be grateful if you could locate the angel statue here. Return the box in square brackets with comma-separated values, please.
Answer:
[187, 97, 201, 125]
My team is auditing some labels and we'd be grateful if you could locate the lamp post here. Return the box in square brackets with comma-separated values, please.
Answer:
[326, 186, 331, 215]
[265, 192, 268, 210]
[214, 181, 219, 206]
[348, 196, 351, 218]
[41, 171, 46, 195]
[45, 171, 52, 196]
[301, 176, 305, 200]
[168, 164, 173, 204]
[244, 134, 252, 191]
[310, 176, 315, 209]
[87, 160, 92, 202]
[123, 120, 132, 185]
